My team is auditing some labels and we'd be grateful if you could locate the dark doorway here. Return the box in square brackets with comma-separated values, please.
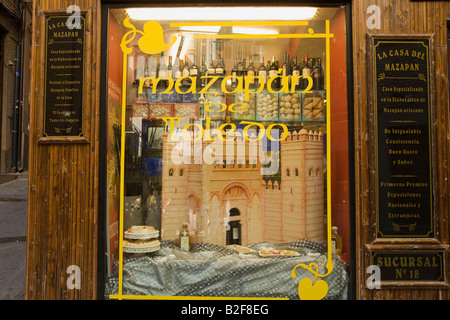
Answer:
[226, 208, 241, 245]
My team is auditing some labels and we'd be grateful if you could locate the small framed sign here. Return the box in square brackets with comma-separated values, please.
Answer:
[371, 250, 446, 283]
[367, 35, 435, 239]
[40, 11, 88, 143]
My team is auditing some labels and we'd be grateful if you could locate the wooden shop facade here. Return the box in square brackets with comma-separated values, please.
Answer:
[25, 0, 450, 300]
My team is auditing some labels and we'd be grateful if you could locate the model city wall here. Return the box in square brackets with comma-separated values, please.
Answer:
[161, 128, 324, 246]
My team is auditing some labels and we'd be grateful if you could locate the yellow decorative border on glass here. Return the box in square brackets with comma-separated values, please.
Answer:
[109, 17, 334, 301]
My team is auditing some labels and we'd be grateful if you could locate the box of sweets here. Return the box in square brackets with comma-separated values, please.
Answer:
[302, 91, 325, 122]
[174, 103, 198, 120]
[132, 103, 149, 118]
[231, 93, 256, 120]
[205, 93, 227, 120]
[148, 103, 173, 119]
[256, 90, 279, 121]
[278, 92, 302, 122]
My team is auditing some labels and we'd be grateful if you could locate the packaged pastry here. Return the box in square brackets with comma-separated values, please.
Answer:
[279, 93, 301, 121]
[232, 93, 256, 120]
[303, 92, 324, 121]
[256, 91, 278, 121]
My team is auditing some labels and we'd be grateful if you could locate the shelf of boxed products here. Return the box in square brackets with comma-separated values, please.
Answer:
[225, 90, 326, 123]
[130, 90, 325, 123]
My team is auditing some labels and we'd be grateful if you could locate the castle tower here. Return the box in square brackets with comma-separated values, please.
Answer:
[279, 129, 324, 242]
[161, 131, 191, 240]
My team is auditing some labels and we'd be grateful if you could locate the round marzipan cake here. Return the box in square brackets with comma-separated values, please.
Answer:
[124, 225, 159, 239]
[123, 239, 160, 253]
[128, 225, 155, 233]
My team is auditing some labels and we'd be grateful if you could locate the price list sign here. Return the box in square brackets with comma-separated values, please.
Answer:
[373, 38, 433, 238]
[43, 15, 85, 137]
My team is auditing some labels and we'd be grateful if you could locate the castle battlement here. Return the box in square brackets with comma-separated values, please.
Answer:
[263, 179, 281, 190]
[281, 129, 323, 143]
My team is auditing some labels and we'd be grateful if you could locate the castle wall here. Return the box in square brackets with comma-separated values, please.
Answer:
[161, 129, 324, 245]
[305, 174, 324, 241]
[248, 193, 263, 244]
[203, 194, 222, 245]
[280, 133, 306, 242]
[186, 165, 203, 241]
[304, 135, 325, 242]
[262, 181, 282, 242]
[161, 134, 190, 240]
[281, 183, 306, 242]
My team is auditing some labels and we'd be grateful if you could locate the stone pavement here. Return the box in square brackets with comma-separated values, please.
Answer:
[0, 174, 28, 300]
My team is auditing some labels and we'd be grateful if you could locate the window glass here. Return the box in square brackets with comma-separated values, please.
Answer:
[104, 6, 351, 300]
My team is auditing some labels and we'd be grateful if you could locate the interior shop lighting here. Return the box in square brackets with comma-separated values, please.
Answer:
[126, 7, 318, 21]
[178, 26, 277, 35]
[178, 26, 221, 33]
[232, 26, 279, 35]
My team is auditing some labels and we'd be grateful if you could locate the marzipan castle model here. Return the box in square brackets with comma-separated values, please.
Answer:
[161, 129, 324, 246]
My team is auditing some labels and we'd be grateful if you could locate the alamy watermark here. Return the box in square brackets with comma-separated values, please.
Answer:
[366, 5, 381, 30]
[366, 265, 381, 289]
[66, 5, 82, 30]
[66, 265, 81, 290]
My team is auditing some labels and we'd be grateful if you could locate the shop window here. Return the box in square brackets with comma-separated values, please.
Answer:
[104, 5, 351, 301]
